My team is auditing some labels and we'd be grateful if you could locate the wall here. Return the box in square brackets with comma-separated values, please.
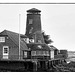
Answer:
[0, 36, 23, 60]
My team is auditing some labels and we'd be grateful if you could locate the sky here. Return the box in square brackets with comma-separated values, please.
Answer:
[0, 4, 75, 51]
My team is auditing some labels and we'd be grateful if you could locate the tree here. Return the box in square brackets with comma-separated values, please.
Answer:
[42, 31, 53, 44]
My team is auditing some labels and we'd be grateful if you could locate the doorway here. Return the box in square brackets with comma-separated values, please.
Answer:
[38, 61, 46, 71]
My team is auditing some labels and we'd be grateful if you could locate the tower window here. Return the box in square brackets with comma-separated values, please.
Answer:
[29, 27, 33, 34]
[29, 19, 33, 24]
[23, 38, 29, 43]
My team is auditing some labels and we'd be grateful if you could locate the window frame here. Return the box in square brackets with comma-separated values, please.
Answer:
[0, 37, 5, 42]
[23, 51, 27, 58]
[31, 50, 50, 56]
[31, 51, 36, 56]
[29, 39, 34, 43]
[29, 19, 33, 24]
[3, 46, 9, 54]
[3, 46, 9, 59]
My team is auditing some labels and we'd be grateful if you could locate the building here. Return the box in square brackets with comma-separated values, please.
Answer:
[0, 8, 67, 71]
[0, 30, 29, 60]
[0, 8, 52, 71]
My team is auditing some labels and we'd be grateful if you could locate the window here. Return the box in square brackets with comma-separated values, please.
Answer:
[24, 38, 27, 42]
[31, 51, 36, 56]
[36, 51, 49, 56]
[0, 37, 5, 42]
[24, 51, 27, 58]
[31, 51, 49, 56]
[37, 40, 42, 43]
[3, 46, 9, 59]
[51, 50, 54, 59]
[23, 38, 29, 43]
[29, 39, 34, 43]
[29, 19, 33, 24]
[45, 51, 49, 56]
[3, 46, 9, 54]
[43, 51, 46, 56]
[37, 51, 42, 56]
[4, 48, 8, 53]
[29, 27, 33, 34]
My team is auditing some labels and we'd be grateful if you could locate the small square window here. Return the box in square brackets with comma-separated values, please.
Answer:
[0, 37, 5, 42]
[29, 19, 33, 24]
[31, 51, 36, 56]
[37, 40, 42, 43]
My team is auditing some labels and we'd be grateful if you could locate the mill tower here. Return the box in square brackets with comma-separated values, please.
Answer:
[25, 8, 44, 43]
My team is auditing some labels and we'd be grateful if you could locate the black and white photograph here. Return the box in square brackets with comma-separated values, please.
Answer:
[0, 2, 75, 72]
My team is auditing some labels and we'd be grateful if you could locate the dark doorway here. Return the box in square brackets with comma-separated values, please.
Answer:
[24, 62, 34, 72]
[38, 61, 46, 71]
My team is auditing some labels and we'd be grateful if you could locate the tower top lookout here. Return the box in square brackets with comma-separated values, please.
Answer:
[27, 8, 41, 14]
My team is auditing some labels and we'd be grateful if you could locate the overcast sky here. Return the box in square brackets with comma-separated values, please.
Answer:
[0, 4, 75, 51]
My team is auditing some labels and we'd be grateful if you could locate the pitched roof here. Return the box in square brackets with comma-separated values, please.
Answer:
[0, 30, 29, 50]
[50, 45, 58, 50]
[27, 43, 50, 51]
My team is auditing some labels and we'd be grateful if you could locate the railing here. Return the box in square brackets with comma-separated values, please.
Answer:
[1, 55, 50, 60]
[31, 56, 50, 60]
[54, 54, 65, 59]
[1, 54, 67, 60]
